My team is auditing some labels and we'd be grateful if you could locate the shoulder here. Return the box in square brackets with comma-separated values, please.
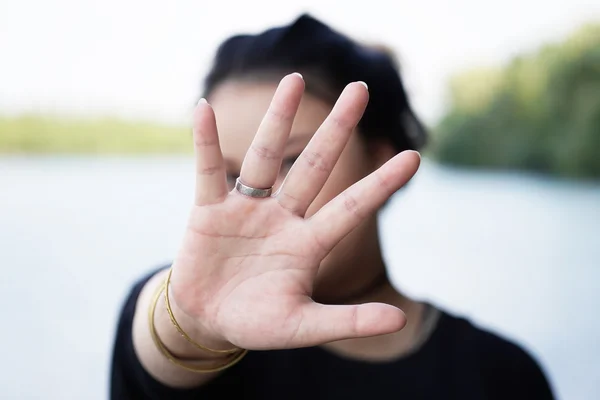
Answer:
[439, 311, 538, 368]
[434, 309, 555, 399]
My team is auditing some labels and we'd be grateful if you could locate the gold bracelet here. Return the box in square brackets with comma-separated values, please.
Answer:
[164, 267, 240, 354]
[148, 282, 248, 373]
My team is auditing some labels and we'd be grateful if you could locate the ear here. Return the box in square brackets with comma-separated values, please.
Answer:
[367, 139, 397, 170]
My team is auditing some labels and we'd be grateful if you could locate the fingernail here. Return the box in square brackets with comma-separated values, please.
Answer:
[198, 98, 207, 105]
[292, 72, 303, 80]
[357, 81, 368, 90]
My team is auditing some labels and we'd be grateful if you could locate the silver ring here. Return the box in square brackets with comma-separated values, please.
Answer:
[235, 178, 273, 198]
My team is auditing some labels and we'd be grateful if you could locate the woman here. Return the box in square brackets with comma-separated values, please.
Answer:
[111, 15, 554, 399]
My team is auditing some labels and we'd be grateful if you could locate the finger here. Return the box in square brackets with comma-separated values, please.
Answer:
[276, 82, 369, 216]
[238, 73, 304, 191]
[308, 151, 421, 253]
[193, 99, 228, 205]
[296, 302, 406, 345]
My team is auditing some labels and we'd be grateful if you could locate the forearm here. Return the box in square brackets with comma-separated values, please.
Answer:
[131, 268, 232, 389]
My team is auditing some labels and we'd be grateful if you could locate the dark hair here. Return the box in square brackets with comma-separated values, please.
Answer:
[202, 14, 427, 152]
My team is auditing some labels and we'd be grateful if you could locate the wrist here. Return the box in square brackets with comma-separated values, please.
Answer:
[154, 295, 233, 360]
[164, 287, 235, 354]
[149, 267, 234, 360]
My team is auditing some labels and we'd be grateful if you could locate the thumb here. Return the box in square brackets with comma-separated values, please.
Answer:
[297, 302, 407, 346]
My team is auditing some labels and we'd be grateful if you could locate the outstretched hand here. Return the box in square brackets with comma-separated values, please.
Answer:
[169, 73, 421, 350]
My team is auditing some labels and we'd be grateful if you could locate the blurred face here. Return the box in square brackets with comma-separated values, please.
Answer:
[208, 80, 391, 301]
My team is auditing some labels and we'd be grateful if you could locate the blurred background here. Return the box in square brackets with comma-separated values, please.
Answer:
[1, 0, 599, 399]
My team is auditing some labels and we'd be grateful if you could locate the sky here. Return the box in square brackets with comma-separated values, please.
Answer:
[1, 0, 598, 126]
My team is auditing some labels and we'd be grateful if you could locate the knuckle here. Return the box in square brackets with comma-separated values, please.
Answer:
[311, 230, 332, 257]
[250, 144, 279, 160]
[198, 165, 222, 176]
[374, 170, 394, 194]
[276, 191, 305, 215]
[350, 306, 359, 335]
[328, 113, 354, 130]
[302, 150, 330, 173]
[342, 192, 364, 219]
[193, 132, 218, 148]
[266, 106, 294, 123]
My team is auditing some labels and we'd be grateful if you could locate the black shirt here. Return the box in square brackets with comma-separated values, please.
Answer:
[111, 270, 554, 399]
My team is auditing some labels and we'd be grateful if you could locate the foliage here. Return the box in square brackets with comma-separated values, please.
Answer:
[0, 114, 192, 154]
[432, 23, 600, 179]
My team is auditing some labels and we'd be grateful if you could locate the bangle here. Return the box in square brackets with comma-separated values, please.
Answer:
[148, 282, 248, 373]
[164, 267, 240, 354]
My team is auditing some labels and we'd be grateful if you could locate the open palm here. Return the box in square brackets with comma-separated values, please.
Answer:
[169, 73, 420, 351]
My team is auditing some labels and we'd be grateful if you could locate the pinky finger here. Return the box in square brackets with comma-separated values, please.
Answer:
[308, 150, 420, 253]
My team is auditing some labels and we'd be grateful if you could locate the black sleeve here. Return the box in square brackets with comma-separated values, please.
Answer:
[109, 267, 214, 400]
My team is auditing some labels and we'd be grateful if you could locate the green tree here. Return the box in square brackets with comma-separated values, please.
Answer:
[433, 23, 600, 179]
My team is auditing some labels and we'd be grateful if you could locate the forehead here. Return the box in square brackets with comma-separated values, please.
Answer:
[208, 80, 333, 166]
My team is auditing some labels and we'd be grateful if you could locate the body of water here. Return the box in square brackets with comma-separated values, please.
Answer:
[1, 157, 598, 399]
